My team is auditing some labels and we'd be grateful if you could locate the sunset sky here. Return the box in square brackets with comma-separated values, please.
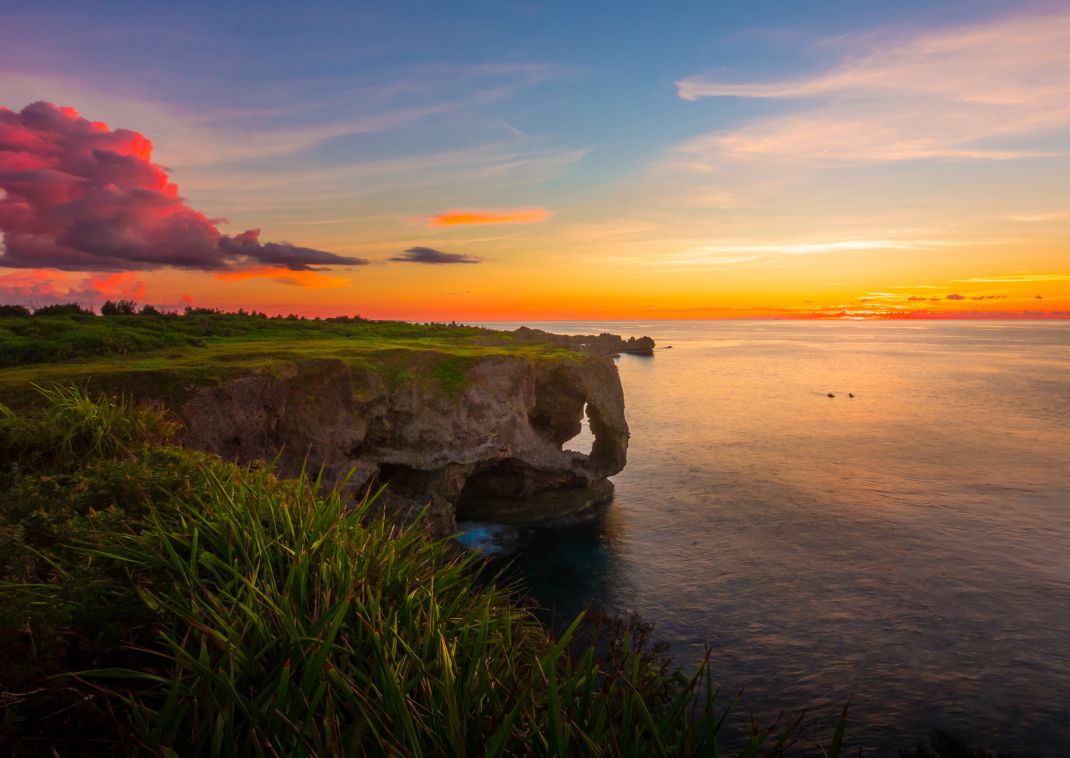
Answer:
[2, 1, 1068, 319]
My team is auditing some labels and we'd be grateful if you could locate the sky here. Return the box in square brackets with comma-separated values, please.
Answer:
[1, 0, 1068, 320]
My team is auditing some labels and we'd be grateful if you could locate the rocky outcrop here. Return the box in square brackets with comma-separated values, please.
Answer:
[510, 327, 656, 356]
[175, 351, 629, 533]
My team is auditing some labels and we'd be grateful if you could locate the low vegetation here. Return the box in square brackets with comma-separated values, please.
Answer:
[0, 305, 577, 405]
[1, 387, 836, 756]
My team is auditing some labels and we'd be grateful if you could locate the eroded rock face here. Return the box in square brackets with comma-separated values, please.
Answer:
[174, 352, 629, 532]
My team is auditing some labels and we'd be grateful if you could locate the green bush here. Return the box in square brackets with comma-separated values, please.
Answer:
[0, 384, 179, 467]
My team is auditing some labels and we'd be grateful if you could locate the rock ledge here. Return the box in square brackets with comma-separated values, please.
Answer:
[175, 346, 631, 532]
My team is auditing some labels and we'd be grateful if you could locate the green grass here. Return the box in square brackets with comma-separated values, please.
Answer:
[0, 384, 179, 464]
[0, 311, 484, 366]
[1, 387, 841, 756]
[0, 312, 579, 406]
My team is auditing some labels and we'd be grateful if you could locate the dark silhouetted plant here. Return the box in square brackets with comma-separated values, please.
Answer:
[101, 299, 137, 316]
[33, 302, 92, 316]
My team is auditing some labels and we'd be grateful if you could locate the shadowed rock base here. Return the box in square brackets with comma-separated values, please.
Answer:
[457, 478, 615, 525]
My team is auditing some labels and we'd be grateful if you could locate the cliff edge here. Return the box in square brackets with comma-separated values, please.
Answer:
[0, 316, 646, 533]
[176, 350, 629, 532]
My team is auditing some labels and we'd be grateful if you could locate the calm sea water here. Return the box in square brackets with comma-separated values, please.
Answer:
[471, 320, 1070, 755]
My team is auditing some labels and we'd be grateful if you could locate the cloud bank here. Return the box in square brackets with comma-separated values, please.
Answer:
[390, 246, 481, 264]
[0, 102, 368, 272]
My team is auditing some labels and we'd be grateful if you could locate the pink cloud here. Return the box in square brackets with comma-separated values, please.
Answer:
[0, 269, 145, 307]
[0, 102, 368, 272]
[78, 272, 146, 300]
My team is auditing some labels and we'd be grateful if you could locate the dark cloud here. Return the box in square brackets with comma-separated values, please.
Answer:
[971, 295, 1007, 300]
[0, 102, 367, 272]
[1036, 294, 1044, 299]
[945, 293, 966, 300]
[217, 229, 367, 271]
[389, 246, 481, 264]
[907, 296, 927, 301]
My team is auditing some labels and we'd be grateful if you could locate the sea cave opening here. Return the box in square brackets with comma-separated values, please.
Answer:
[562, 402, 595, 456]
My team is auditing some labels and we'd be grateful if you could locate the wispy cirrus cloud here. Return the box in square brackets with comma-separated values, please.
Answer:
[185, 143, 588, 218]
[0, 67, 586, 229]
[658, 237, 960, 266]
[686, 238, 945, 255]
[431, 208, 549, 226]
[958, 273, 1070, 284]
[1000, 211, 1070, 222]
[675, 10, 1070, 165]
[0, 63, 573, 170]
[591, 235, 965, 270]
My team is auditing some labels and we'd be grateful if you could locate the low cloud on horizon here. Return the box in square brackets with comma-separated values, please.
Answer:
[0, 269, 145, 308]
[389, 246, 481, 264]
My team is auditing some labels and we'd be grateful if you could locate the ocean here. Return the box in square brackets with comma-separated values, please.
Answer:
[470, 320, 1070, 755]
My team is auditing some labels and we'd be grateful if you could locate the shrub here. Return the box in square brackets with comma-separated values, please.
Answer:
[33, 302, 93, 316]
[0, 385, 179, 467]
[101, 300, 137, 316]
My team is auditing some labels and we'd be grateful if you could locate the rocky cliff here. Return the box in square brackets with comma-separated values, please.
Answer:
[175, 350, 629, 532]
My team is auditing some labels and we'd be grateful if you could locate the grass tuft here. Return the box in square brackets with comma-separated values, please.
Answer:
[0, 384, 178, 467]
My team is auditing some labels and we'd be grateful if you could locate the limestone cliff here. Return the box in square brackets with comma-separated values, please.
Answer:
[175, 351, 629, 532]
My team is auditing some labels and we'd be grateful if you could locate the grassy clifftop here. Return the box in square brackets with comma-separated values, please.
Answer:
[0, 311, 578, 405]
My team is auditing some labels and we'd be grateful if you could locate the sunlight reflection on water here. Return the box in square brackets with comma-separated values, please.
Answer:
[474, 321, 1070, 755]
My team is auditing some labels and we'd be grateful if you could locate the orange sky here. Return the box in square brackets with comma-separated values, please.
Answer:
[1, 5, 1069, 320]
